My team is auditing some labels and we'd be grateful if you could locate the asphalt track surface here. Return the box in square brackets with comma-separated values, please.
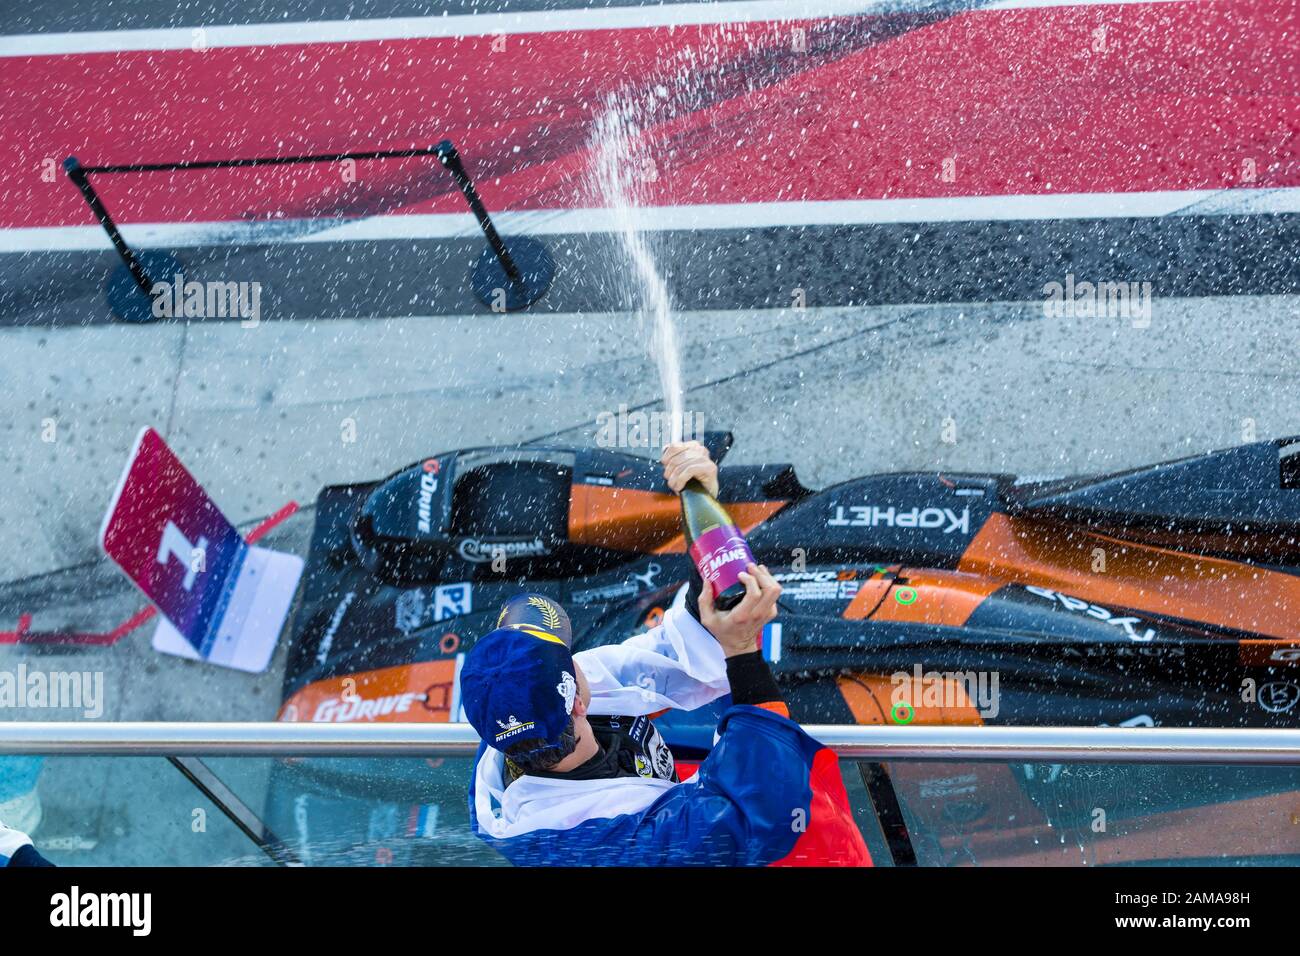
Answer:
[0, 0, 1297, 864]
[2, 0, 1298, 325]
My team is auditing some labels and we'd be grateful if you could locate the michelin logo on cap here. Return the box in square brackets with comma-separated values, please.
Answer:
[495, 715, 537, 743]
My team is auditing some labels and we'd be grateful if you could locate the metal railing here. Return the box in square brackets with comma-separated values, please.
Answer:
[3, 722, 1300, 765]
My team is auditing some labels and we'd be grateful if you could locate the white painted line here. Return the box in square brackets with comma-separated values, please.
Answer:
[5, 187, 1295, 254]
[983, 0, 1182, 7]
[0, 0, 1198, 57]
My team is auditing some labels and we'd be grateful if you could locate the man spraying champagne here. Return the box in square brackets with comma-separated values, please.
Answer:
[460, 439, 871, 866]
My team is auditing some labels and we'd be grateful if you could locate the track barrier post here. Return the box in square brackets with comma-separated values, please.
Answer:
[434, 140, 555, 311]
[65, 156, 187, 324]
[64, 157, 153, 294]
[64, 141, 554, 322]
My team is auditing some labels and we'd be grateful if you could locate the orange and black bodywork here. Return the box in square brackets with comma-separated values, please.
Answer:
[272, 432, 1300, 865]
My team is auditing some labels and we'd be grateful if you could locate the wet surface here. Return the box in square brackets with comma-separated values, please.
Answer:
[0, 0, 1297, 866]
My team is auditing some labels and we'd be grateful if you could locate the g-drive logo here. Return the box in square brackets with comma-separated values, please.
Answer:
[415, 459, 441, 534]
[828, 504, 970, 534]
[314, 691, 427, 723]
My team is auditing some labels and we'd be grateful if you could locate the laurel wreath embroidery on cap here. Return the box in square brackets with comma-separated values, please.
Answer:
[528, 596, 562, 631]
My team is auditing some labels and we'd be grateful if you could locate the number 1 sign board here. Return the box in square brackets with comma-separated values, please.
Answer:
[99, 427, 302, 673]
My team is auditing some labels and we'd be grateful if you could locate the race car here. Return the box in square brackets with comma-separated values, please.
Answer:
[264, 432, 1300, 866]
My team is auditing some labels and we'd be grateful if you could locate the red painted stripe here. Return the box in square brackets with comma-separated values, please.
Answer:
[104, 606, 157, 642]
[247, 500, 299, 543]
[0, 613, 32, 645]
[2, 1, 1295, 231]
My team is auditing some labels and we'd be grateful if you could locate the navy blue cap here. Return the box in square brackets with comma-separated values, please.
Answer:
[494, 593, 572, 646]
[461, 595, 577, 758]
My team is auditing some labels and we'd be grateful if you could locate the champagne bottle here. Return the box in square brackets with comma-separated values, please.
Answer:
[680, 478, 756, 611]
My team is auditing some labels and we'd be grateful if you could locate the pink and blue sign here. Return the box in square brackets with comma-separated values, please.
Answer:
[99, 428, 249, 659]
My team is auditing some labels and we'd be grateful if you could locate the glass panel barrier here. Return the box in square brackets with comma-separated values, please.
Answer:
[207, 755, 504, 866]
[849, 760, 1300, 867]
[0, 756, 273, 866]
[6, 748, 1300, 866]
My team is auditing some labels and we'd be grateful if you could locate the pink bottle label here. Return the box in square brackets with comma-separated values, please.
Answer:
[689, 524, 755, 596]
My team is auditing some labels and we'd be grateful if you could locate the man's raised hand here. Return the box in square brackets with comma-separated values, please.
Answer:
[661, 440, 719, 498]
[698, 563, 782, 657]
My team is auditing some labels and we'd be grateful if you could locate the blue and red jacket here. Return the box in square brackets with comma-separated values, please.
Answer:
[468, 597, 871, 866]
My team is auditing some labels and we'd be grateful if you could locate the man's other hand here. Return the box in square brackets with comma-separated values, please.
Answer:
[698, 563, 781, 657]
[661, 440, 719, 498]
